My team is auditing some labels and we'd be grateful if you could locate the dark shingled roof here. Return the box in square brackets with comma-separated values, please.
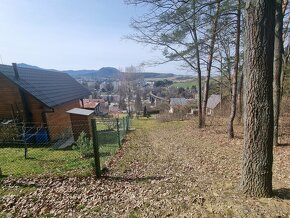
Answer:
[0, 64, 91, 108]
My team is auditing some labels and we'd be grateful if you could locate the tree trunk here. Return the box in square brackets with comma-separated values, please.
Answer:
[228, 0, 241, 139]
[191, 2, 202, 128]
[201, 0, 221, 127]
[192, 18, 203, 128]
[241, 0, 275, 197]
[196, 48, 203, 128]
[273, 0, 283, 146]
[281, 0, 290, 95]
[281, 34, 290, 95]
[220, 65, 223, 113]
[237, 71, 243, 122]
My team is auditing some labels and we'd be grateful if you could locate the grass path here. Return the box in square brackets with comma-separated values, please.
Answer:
[1, 118, 290, 217]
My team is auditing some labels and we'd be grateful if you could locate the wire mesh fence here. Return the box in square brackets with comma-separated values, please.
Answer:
[0, 115, 131, 178]
[92, 115, 131, 176]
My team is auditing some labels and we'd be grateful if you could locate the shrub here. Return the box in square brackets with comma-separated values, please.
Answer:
[0, 123, 20, 144]
[73, 132, 94, 158]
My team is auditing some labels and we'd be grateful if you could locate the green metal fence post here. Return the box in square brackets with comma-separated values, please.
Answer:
[116, 118, 121, 148]
[91, 119, 101, 178]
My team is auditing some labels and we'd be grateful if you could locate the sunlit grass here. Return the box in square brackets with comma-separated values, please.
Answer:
[0, 147, 92, 177]
[171, 81, 198, 89]
[1, 138, 124, 177]
[0, 117, 132, 178]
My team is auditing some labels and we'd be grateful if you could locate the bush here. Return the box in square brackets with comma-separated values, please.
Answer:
[0, 123, 20, 144]
[73, 132, 94, 158]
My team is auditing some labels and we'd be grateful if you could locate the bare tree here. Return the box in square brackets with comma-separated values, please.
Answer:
[228, 0, 241, 138]
[201, 0, 222, 127]
[280, 0, 289, 94]
[241, 0, 275, 197]
[273, 0, 283, 146]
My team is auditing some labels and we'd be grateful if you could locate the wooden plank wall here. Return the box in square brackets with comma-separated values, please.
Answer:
[26, 94, 46, 125]
[70, 114, 93, 141]
[0, 74, 48, 125]
[46, 100, 80, 141]
[0, 75, 23, 119]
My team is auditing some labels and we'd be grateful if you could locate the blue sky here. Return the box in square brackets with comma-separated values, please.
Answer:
[0, 0, 189, 74]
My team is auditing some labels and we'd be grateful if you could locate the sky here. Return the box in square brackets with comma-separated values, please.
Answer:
[0, 0, 190, 74]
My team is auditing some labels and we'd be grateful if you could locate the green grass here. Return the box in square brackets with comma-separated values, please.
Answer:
[98, 129, 126, 168]
[0, 117, 131, 178]
[132, 116, 157, 129]
[0, 145, 122, 178]
[99, 144, 119, 168]
[0, 147, 93, 177]
[0, 132, 126, 178]
[171, 80, 198, 89]
[95, 115, 128, 131]
[171, 78, 221, 90]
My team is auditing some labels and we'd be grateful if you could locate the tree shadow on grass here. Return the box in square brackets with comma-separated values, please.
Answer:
[101, 175, 165, 183]
[0, 179, 39, 188]
[24, 157, 36, 160]
[0, 175, 8, 180]
[99, 152, 111, 157]
[0, 145, 50, 149]
[273, 188, 290, 200]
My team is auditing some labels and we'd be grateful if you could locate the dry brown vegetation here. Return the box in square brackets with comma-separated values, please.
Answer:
[0, 117, 290, 217]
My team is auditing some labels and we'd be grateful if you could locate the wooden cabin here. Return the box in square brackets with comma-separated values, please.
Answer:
[0, 63, 90, 142]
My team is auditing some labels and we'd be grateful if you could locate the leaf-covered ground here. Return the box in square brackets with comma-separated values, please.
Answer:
[1, 117, 290, 217]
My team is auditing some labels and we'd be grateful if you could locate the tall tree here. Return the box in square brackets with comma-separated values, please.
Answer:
[273, 0, 283, 146]
[201, 0, 222, 127]
[241, 0, 275, 197]
[228, 0, 241, 138]
[191, 1, 203, 128]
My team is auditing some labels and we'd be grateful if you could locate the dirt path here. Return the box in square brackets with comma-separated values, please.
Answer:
[1, 118, 290, 217]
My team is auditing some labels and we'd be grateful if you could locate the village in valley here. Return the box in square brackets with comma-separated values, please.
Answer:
[75, 68, 219, 119]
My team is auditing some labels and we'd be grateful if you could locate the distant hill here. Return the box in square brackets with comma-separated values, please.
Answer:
[142, 72, 175, 78]
[63, 67, 122, 80]
[62, 69, 98, 78]
[17, 63, 183, 80]
[18, 64, 122, 80]
[18, 63, 42, 70]
[18, 63, 58, 72]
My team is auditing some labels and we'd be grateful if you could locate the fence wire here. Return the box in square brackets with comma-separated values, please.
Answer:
[93, 115, 131, 171]
[0, 115, 131, 178]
